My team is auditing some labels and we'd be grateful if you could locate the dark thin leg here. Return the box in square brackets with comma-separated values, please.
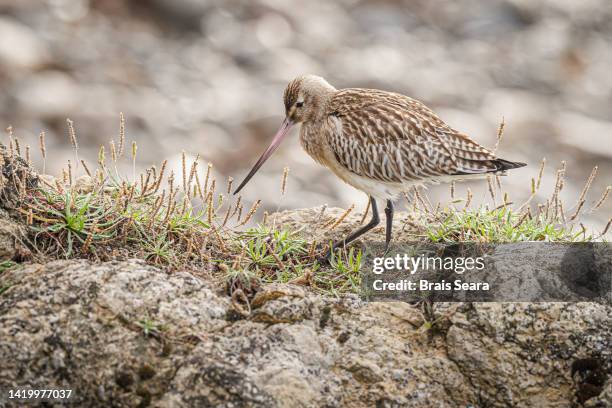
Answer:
[321, 196, 380, 260]
[384, 200, 394, 252]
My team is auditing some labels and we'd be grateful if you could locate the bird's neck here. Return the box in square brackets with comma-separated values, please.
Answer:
[306, 89, 336, 123]
[299, 122, 326, 165]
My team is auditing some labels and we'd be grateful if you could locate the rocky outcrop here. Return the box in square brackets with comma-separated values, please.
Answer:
[1, 257, 610, 407]
[0, 151, 608, 408]
[0, 146, 37, 263]
[0, 210, 26, 261]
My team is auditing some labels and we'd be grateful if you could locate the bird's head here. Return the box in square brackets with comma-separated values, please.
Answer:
[234, 75, 336, 195]
[283, 74, 336, 124]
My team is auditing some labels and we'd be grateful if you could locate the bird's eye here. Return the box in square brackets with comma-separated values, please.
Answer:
[296, 101, 304, 108]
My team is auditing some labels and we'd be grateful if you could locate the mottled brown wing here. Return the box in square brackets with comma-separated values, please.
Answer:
[325, 88, 500, 183]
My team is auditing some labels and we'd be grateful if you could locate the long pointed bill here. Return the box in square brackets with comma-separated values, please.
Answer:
[234, 117, 294, 195]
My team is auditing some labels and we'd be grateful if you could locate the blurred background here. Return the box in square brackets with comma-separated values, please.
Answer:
[0, 0, 610, 230]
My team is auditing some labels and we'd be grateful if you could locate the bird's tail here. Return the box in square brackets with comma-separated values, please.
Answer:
[492, 158, 527, 171]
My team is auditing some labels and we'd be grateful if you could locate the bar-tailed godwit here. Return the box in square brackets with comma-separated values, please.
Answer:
[235, 75, 525, 258]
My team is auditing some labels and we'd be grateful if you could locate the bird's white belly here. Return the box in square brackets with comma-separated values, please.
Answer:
[330, 157, 489, 201]
[330, 162, 409, 200]
[346, 173, 406, 200]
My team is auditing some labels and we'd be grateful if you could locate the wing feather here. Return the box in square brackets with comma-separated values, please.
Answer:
[325, 88, 505, 183]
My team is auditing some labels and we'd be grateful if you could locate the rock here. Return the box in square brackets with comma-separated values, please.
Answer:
[250, 283, 314, 324]
[447, 302, 611, 407]
[268, 206, 427, 248]
[584, 379, 612, 407]
[434, 107, 497, 147]
[0, 17, 50, 69]
[73, 174, 94, 193]
[148, 0, 213, 29]
[38, 174, 59, 190]
[0, 210, 26, 261]
[0, 151, 609, 405]
[480, 88, 552, 128]
[557, 112, 612, 160]
[0, 260, 231, 407]
[1, 143, 39, 208]
[1, 257, 609, 407]
[13, 71, 80, 119]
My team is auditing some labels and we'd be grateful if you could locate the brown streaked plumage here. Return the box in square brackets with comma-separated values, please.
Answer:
[235, 75, 526, 259]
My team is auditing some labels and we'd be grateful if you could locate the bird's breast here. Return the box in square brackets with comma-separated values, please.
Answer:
[299, 120, 356, 182]
[299, 123, 329, 165]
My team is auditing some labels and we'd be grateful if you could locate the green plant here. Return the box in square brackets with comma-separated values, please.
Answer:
[241, 225, 307, 269]
[137, 316, 166, 338]
[0, 283, 11, 296]
[314, 246, 363, 295]
[0, 260, 16, 274]
[28, 190, 118, 257]
[425, 206, 589, 243]
[166, 207, 210, 234]
[224, 267, 260, 292]
[141, 234, 175, 266]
